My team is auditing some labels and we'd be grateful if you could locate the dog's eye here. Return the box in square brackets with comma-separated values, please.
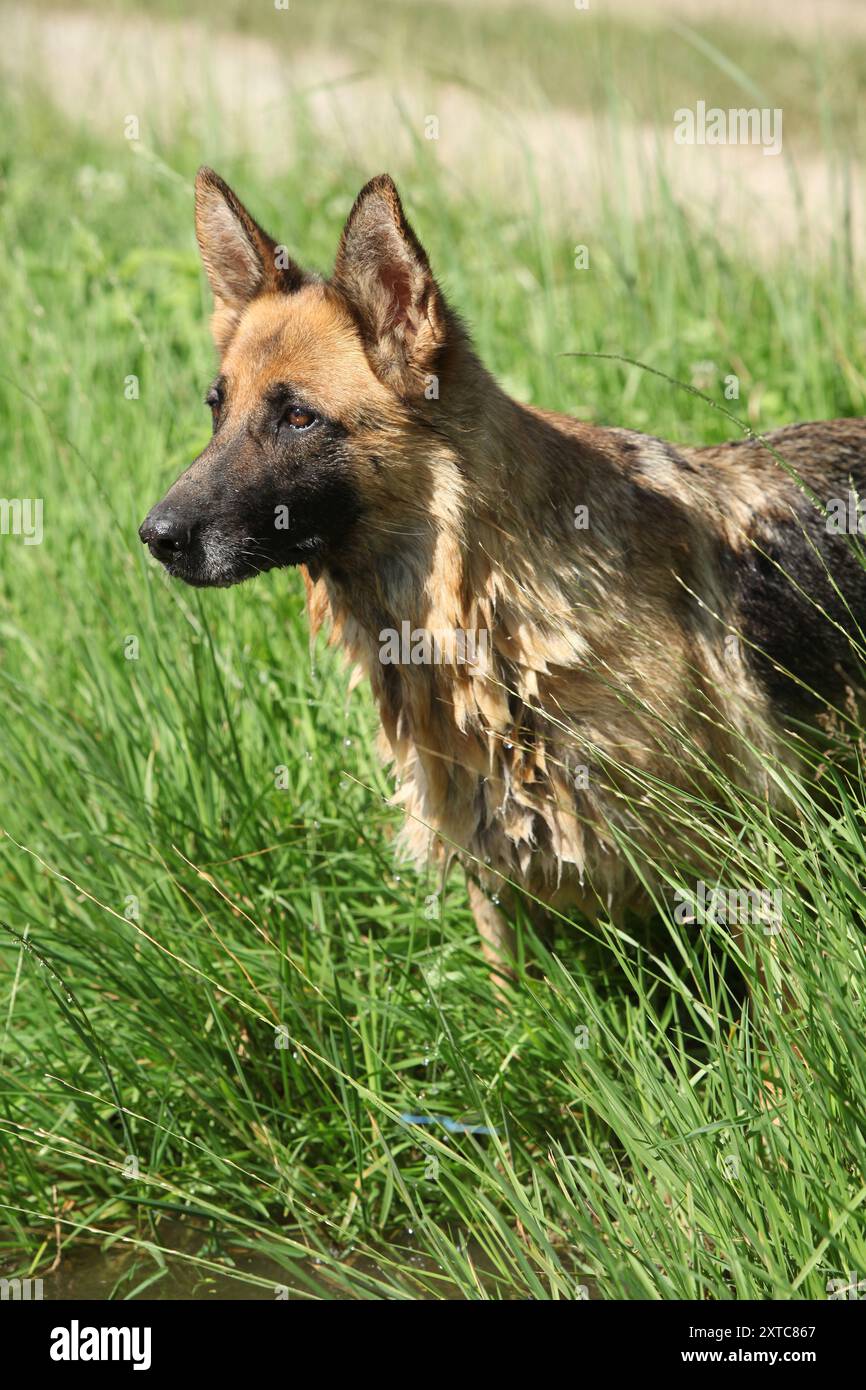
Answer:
[287, 405, 318, 431]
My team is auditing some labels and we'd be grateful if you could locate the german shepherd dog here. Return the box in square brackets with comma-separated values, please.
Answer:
[140, 169, 866, 972]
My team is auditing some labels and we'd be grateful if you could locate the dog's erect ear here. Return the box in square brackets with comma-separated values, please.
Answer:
[194, 167, 304, 350]
[333, 175, 447, 395]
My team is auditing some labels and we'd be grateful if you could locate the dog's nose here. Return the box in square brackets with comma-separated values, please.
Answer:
[139, 508, 191, 564]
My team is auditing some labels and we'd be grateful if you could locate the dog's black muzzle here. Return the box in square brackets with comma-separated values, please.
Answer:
[138, 503, 197, 566]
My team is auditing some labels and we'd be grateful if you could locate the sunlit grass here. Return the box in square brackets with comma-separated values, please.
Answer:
[1, 27, 865, 1298]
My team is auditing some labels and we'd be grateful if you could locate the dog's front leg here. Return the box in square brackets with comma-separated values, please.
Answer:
[466, 877, 517, 989]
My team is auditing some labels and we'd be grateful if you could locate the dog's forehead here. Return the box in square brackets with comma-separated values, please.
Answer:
[222, 287, 388, 418]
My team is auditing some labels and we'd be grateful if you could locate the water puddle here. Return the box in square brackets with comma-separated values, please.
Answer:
[2, 1220, 522, 1301]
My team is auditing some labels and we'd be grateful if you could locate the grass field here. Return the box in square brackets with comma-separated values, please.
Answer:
[1, 1, 865, 1299]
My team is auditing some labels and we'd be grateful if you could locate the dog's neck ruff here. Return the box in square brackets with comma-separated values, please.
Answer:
[305, 500, 631, 908]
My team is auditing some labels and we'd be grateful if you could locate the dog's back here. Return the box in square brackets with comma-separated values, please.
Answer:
[688, 419, 866, 717]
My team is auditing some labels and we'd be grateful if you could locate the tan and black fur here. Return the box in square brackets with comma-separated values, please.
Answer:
[140, 169, 866, 971]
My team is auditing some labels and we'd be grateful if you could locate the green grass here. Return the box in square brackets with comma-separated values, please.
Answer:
[1, 8, 866, 1300]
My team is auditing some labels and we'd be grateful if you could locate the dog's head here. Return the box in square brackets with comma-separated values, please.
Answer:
[139, 169, 456, 588]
